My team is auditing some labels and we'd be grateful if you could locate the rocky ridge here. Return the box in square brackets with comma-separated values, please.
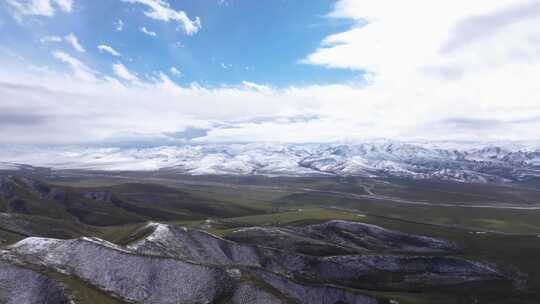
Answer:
[0, 220, 507, 303]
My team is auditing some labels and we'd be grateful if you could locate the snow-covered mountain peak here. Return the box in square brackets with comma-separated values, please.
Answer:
[1, 141, 539, 184]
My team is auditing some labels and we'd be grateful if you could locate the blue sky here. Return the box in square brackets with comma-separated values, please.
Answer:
[0, 0, 539, 145]
[0, 0, 358, 87]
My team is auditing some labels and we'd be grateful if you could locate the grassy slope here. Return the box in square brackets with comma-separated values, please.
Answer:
[206, 208, 540, 304]
[275, 192, 540, 234]
[4, 173, 539, 303]
[47, 271, 129, 304]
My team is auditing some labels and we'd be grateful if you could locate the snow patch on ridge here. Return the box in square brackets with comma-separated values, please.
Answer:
[0, 141, 539, 183]
[9, 237, 64, 255]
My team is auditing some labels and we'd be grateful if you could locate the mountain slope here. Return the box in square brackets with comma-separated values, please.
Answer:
[125, 222, 502, 291]
[0, 255, 71, 304]
[225, 220, 461, 255]
[7, 236, 381, 304]
[2, 141, 539, 184]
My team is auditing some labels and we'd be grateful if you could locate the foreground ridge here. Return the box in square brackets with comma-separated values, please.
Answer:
[1, 220, 508, 304]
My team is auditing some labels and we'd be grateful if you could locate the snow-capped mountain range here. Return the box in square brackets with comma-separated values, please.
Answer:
[1, 140, 540, 184]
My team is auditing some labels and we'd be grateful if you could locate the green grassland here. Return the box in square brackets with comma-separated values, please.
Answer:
[2, 172, 540, 303]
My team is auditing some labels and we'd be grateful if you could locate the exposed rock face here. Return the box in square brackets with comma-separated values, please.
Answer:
[0, 256, 70, 304]
[226, 220, 460, 255]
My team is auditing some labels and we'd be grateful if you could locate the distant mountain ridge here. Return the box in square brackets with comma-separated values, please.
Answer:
[1, 140, 540, 184]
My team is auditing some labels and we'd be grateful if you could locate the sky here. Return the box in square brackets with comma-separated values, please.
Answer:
[0, 0, 539, 145]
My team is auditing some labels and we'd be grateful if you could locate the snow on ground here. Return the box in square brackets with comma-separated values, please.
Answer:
[0, 141, 539, 182]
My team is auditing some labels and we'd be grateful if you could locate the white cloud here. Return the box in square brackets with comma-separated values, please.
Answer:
[123, 0, 201, 35]
[40, 35, 62, 43]
[98, 45, 121, 56]
[220, 63, 232, 69]
[298, 0, 540, 139]
[170, 66, 181, 76]
[115, 19, 124, 31]
[52, 0, 72, 12]
[51, 51, 97, 81]
[39, 34, 85, 53]
[112, 63, 138, 81]
[0, 57, 539, 145]
[139, 26, 157, 37]
[6, 0, 73, 21]
[242, 81, 270, 92]
[64, 33, 85, 52]
[1, 0, 540, 145]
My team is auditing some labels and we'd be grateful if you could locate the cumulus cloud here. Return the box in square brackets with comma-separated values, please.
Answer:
[98, 45, 121, 56]
[299, 0, 540, 138]
[123, 0, 201, 35]
[6, 0, 73, 21]
[112, 63, 138, 81]
[64, 33, 85, 52]
[170, 66, 181, 76]
[1, 0, 539, 145]
[305, 0, 540, 75]
[1, 57, 539, 145]
[139, 26, 157, 37]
